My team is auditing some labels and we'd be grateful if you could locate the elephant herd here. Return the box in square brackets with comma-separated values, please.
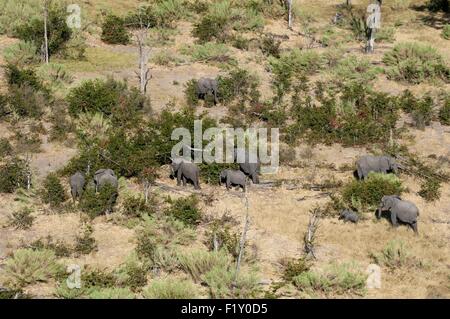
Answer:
[68, 152, 420, 235]
[345, 155, 420, 235]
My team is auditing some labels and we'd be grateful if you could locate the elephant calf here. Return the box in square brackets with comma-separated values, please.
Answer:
[339, 209, 359, 223]
[220, 169, 246, 192]
[234, 148, 261, 184]
[70, 172, 85, 202]
[356, 155, 401, 180]
[377, 195, 420, 234]
[170, 158, 201, 190]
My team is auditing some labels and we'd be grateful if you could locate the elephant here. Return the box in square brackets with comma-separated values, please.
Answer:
[170, 158, 201, 190]
[355, 155, 401, 180]
[339, 209, 359, 223]
[377, 195, 420, 234]
[197, 77, 218, 105]
[94, 169, 118, 192]
[70, 172, 85, 202]
[220, 169, 246, 192]
[234, 148, 260, 184]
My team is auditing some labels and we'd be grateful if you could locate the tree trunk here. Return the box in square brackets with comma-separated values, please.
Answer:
[234, 191, 250, 284]
[43, 0, 49, 64]
[287, 0, 293, 29]
[137, 29, 151, 94]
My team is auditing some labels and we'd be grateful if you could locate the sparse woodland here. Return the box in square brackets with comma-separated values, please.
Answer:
[0, 0, 449, 299]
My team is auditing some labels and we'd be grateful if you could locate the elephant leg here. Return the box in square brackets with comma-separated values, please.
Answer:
[177, 170, 182, 186]
[252, 173, 259, 184]
[411, 222, 418, 235]
[390, 212, 398, 227]
[182, 176, 187, 186]
[226, 177, 231, 190]
[242, 184, 246, 192]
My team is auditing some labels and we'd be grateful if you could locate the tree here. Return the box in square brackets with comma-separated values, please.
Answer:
[133, 7, 152, 94]
[286, 0, 293, 29]
[366, 1, 382, 53]
[43, 0, 50, 64]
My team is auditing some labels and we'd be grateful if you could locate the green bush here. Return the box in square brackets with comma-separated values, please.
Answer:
[177, 249, 231, 282]
[293, 262, 367, 296]
[5, 64, 46, 92]
[331, 55, 381, 86]
[205, 221, 240, 258]
[167, 195, 202, 227]
[260, 34, 281, 58]
[442, 24, 450, 40]
[27, 236, 71, 258]
[74, 224, 97, 255]
[397, 91, 435, 129]
[438, 97, 450, 125]
[370, 240, 423, 270]
[193, 14, 230, 43]
[81, 268, 116, 289]
[67, 78, 145, 118]
[217, 68, 260, 106]
[40, 173, 67, 207]
[88, 287, 135, 299]
[14, 5, 72, 58]
[7, 84, 45, 119]
[383, 43, 450, 84]
[418, 177, 441, 202]
[114, 254, 148, 292]
[179, 43, 232, 65]
[1, 248, 63, 289]
[122, 195, 154, 218]
[0, 0, 42, 36]
[101, 15, 130, 45]
[143, 277, 198, 299]
[231, 35, 250, 50]
[0, 157, 28, 193]
[282, 258, 311, 282]
[3, 41, 40, 66]
[341, 173, 404, 211]
[0, 138, 13, 157]
[79, 184, 118, 219]
[8, 207, 34, 230]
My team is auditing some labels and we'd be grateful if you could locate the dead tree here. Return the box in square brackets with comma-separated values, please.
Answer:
[24, 153, 32, 190]
[304, 207, 321, 259]
[43, 0, 50, 64]
[134, 10, 152, 94]
[286, 0, 293, 29]
[366, 1, 382, 54]
[139, 167, 158, 204]
[234, 190, 250, 285]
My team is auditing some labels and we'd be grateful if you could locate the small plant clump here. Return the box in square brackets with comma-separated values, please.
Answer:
[40, 173, 67, 207]
[370, 240, 423, 270]
[8, 207, 35, 230]
[0, 157, 28, 193]
[166, 195, 202, 227]
[101, 15, 130, 45]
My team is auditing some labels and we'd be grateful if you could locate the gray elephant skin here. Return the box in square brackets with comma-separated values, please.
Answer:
[70, 172, 85, 201]
[339, 209, 359, 223]
[170, 158, 201, 190]
[234, 148, 260, 184]
[94, 169, 118, 192]
[220, 169, 246, 192]
[197, 78, 218, 105]
[377, 195, 419, 234]
[356, 155, 400, 180]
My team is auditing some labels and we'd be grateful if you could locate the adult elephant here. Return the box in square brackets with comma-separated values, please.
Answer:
[94, 169, 118, 192]
[355, 155, 401, 180]
[70, 171, 85, 202]
[234, 148, 260, 184]
[377, 195, 420, 234]
[197, 78, 218, 105]
[170, 158, 201, 190]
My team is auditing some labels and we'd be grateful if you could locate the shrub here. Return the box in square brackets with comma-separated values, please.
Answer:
[341, 173, 404, 212]
[88, 287, 135, 299]
[3, 41, 40, 66]
[203, 264, 260, 299]
[282, 258, 311, 282]
[27, 236, 71, 257]
[260, 34, 281, 58]
[114, 254, 148, 292]
[217, 68, 260, 106]
[7, 84, 46, 119]
[5, 64, 46, 92]
[231, 35, 250, 50]
[0, 138, 13, 157]
[397, 91, 435, 129]
[438, 97, 450, 125]
[383, 43, 450, 84]
[442, 24, 450, 40]
[184, 79, 200, 108]
[167, 195, 202, 227]
[179, 43, 231, 64]
[74, 224, 97, 255]
[79, 185, 118, 219]
[40, 173, 67, 207]
[8, 207, 34, 230]
[101, 15, 130, 45]
[67, 78, 145, 117]
[205, 222, 240, 258]
[418, 178, 441, 202]
[293, 262, 366, 296]
[0, 157, 28, 193]
[0, 0, 42, 36]
[122, 195, 154, 218]
[14, 4, 72, 58]
[177, 249, 231, 282]
[143, 277, 198, 299]
[370, 240, 423, 270]
[81, 268, 116, 289]
[193, 14, 230, 43]
[1, 248, 63, 289]
[331, 55, 381, 86]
